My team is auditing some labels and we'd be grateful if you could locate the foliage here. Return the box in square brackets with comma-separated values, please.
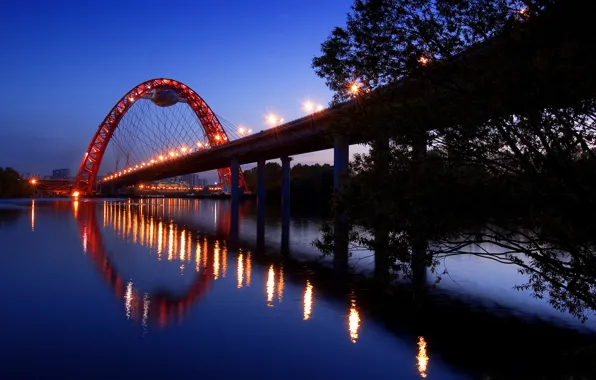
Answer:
[242, 163, 334, 211]
[312, 0, 596, 321]
[313, 0, 554, 103]
[0, 167, 28, 198]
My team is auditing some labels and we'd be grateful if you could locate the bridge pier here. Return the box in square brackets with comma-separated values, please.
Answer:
[411, 132, 428, 293]
[256, 159, 266, 248]
[281, 156, 292, 251]
[373, 136, 391, 284]
[333, 134, 350, 272]
[230, 158, 240, 241]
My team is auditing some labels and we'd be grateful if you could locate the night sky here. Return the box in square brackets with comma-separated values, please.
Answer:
[0, 0, 366, 181]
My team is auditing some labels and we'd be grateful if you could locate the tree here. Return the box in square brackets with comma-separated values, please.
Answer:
[313, 0, 552, 103]
[312, 0, 596, 321]
[0, 167, 27, 198]
[242, 163, 334, 211]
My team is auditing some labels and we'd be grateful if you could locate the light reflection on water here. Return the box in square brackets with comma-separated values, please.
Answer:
[1, 198, 594, 379]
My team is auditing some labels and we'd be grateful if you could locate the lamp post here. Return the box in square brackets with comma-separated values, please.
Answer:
[29, 178, 37, 198]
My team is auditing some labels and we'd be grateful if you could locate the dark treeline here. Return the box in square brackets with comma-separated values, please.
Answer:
[243, 163, 334, 212]
[0, 167, 27, 198]
[311, 0, 596, 336]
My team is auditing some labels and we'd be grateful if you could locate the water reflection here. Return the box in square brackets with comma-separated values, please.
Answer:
[417, 336, 429, 378]
[77, 200, 369, 343]
[303, 280, 313, 320]
[348, 299, 360, 343]
[237, 253, 244, 288]
[214, 241, 220, 280]
[277, 266, 284, 302]
[75, 201, 213, 328]
[246, 252, 251, 286]
[266, 265, 275, 306]
[2, 198, 594, 379]
[30, 200, 35, 231]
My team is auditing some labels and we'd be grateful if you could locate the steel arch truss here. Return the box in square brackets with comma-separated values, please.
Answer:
[75, 78, 246, 194]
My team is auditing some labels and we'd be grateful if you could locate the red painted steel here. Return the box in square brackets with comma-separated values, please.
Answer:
[75, 78, 246, 195]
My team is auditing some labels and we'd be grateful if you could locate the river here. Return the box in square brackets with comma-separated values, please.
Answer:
[0, 198, 594, 379]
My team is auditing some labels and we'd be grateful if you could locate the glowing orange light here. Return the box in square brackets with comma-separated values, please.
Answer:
[238, 127, 245, 134]
[417, 336, 429, 378]
[72, 191, 80, 197]
[350, 82, 360, 95]
[349, 299, 360, 343]
[169, 151, 175, 157]
[418, 56, 429, 65]
[159, 155, 164, 161]
[29, 178, 37, 185]
[181, 147, 187, 153]
[215, 135, 221, 141]
[303, 101, 314, 113]
[316, 104, 324, 112]
[266, 114, 282, 126]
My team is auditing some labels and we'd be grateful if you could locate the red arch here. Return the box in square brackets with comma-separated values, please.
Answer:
[75, 78, 246, 195]
[75, 201, 212, 326]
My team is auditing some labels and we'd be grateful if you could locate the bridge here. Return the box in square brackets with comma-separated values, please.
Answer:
[76, 0, 588, 199]
[70, 0, 590, 262]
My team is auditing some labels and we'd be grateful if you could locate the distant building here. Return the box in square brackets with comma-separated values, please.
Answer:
[173, 174, 207, 187]
[52, 168, 70, 179]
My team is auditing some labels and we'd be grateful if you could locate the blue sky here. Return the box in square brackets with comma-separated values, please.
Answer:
[0, 0, 366, 181]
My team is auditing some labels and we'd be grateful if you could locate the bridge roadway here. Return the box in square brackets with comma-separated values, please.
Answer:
[106, 105, 356, 189]
[104, 0, 588, 192]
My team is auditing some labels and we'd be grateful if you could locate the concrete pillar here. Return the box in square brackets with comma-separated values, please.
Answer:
[333, 134, 349, 191]
[374, 136, 390, 284]
[281, 156, 292, 250]
[411, 131, 428, 293]
[412, 238, 428, 295]
[333, 134, 350, 272]
[230, 158, 240, 240]
[256, 159, 266, 248]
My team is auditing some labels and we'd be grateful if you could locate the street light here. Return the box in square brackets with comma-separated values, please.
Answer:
[303, 101, 314, 113]
[29, 178, 37, 198]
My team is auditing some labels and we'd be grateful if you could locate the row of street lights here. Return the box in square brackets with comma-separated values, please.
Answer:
[104, 126, 255, 183]
[263, 81, 365, 128]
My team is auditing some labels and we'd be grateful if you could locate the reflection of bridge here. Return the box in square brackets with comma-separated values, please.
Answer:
[75, 201, 212, 327]
[72, 199, 364, 340]
[64, 198, 596, 378]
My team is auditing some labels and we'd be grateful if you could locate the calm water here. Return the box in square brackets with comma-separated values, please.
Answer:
[0, 198, 594, 379]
